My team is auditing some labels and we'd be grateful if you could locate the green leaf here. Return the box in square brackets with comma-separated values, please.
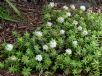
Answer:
[22, 67, 31, 76]
[0, 7, 18, 22]
[0, 62, 4, 69]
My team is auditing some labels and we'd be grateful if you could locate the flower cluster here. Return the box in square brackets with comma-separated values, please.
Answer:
[80, 5, 86, 11]
[57, 17, 64, 23]
[65, 48, 72, 55]
[35, 55, 42, 62]
[50, 39, 57, 48]
[73, 20, 78, 25]
[34, 31, 42, 37]
[5, 44, 13, 51]
[72, 41, 78, 47]
[77, 26, 82, 31]
[47, 22, 53, 26]
[48, 2, 55, 8]
[60, 29, 65, 35]
[43, 45, 48, 50]
[82, 30, 88, 36]
[9, 56, 17, 61]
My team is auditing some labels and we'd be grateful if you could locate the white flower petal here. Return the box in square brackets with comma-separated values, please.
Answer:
[73, 20, 78, 25]
[72, 41, 78, 47]
[5, 44, 13, 51]
[35, 31, 42, 37]
[50, 39, 57, 48]
[57, 17, 64, 23]
[82, 30, 88, 36]
[9, 56, 17, 61]
[65, 49, 72, 55]
[80, 5, 86, 11]
[47, 22, 52, 26]
[43, 45, 48, 50]
[77, 26, 82, 31]
[60, 30, 65, 34]
[35, 55, 42, 62]
[66, 12, 71, 17]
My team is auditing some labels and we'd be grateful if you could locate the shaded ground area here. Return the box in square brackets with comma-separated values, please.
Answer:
[0, 1, 42, 44]
[0, 69, 22, 76]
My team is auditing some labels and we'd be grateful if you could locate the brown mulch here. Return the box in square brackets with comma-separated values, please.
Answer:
[0, 69, 41, 76]
[0, 69, 22, 76]
[0, 1, 43, 44]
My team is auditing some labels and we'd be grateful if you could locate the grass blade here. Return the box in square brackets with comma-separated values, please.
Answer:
[5, 0, 21, 16]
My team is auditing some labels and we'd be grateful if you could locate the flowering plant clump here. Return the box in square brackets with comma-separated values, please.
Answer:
[80, 5, 86, 11]
[0, 3, 102, 76]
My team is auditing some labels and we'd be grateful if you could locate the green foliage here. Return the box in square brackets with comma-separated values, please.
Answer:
[0, 62, 4, 69]
[0, 4, 102, 76]
[8, 65, 19, 73]
[22, 67, 31, 76]
[0, 7, 18, 22]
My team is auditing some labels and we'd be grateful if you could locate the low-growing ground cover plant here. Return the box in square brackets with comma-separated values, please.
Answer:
[0, 2, 102, 76]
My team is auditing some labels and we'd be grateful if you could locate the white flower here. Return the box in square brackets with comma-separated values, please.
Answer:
[43, 45, 48, 50]
[73, 20, 78, 25]
[63, 5, 68, 10]
[60, 30, 65, 34]
[50, 39, 57, 48]
[77, 26, 82, 31]
[80, 5, 86, 11]
[82, 30, 88, 36]
[48, 2, 55, 8]
[9, 56, 17, 61]
[35, 55, 42, 62]
[57, 17, 64, 23]
[70, 4, 75, 10]
[47, 22, 52, 26]
[35, 31, 42, 37]
[65, 49, 72, 55]
[66, 12, 71, 17]
[72, 41, 78, 47]
[5, 44, 13, 51]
